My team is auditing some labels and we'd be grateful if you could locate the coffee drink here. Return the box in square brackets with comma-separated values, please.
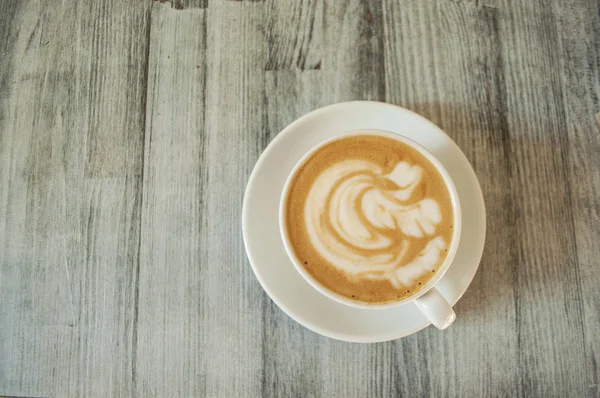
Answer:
[283, 134, 455, 304]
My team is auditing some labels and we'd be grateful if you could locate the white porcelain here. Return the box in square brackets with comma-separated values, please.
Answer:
[278, 130, 462, 330]
[242, 101, 486, 342]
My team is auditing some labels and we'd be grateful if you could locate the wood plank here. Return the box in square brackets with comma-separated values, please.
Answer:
[0, 0, 27, 326]
[428, 4, 520, 396]
[553, 0, 600, 395]
[0, 0, 149, 396]
[262, 70, 327, 396]
[383, 1, 520, 396]
[135, 3, 208, 396]
[201, 2, 266, 396]
[491, 2, 588, 396]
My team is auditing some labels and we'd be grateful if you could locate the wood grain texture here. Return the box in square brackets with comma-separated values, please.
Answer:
[200, 2, 266, 396]
[493, 3, 589, 395]
[262, 70, 327, 396]
[383, 2, 520, 396]
[1, 0, 599, 397]
[553, 0, 600, 395]
[135, 3, 207, 396]
[324, 0, 385, 102]
[265, 0, 322, 70]
[0, 0, 150, 397]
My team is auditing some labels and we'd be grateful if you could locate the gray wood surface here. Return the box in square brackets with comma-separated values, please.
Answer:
[0, 0, 598, 396]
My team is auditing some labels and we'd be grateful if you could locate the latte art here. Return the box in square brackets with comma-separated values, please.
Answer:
[284, 134, 455, 303]
[305, 160, 446, 287]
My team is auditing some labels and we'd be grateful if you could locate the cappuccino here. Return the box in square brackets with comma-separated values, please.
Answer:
[283, 134, 455, 304]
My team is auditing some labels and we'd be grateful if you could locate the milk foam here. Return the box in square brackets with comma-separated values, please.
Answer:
[304, 160, 447, 287]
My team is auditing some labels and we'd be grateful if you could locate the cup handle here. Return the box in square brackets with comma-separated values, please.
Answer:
[414, 287, 456, 330]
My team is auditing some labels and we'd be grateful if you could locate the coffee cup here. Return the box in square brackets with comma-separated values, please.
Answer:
[279, 130, 461, 330]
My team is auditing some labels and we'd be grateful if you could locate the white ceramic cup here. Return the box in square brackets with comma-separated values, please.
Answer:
[279, 130, 462, 330]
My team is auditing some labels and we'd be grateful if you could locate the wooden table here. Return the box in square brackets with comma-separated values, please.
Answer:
[1, 0, 598, 396]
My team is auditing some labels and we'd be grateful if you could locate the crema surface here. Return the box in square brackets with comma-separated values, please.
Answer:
[284, 135, 455, 303]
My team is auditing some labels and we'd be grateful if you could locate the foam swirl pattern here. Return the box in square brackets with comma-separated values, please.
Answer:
[305, 160, 447, 287]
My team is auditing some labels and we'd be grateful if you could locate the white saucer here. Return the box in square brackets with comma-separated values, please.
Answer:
[242, 101, 486, 342]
